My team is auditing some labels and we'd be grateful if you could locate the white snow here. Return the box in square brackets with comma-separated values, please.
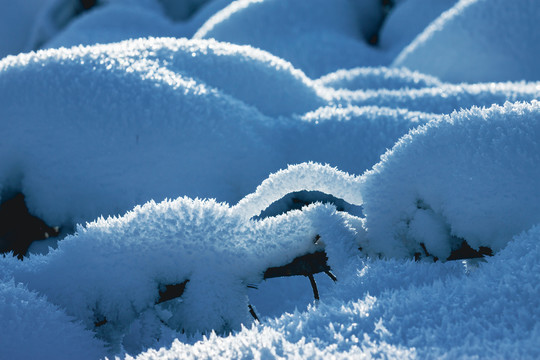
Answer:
[361, 100, 540, 259]
[0, 0, 539, 358]
[0, 278, 106, 360]
[393, 0, 540, 82]
[194, 0, 385, 77]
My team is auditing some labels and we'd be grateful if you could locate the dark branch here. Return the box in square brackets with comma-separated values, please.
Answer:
[324, 270, 337, 282]
[263, 251, 333, 279]
[248, 304, 259, 321]
[308, 274, 319, 300]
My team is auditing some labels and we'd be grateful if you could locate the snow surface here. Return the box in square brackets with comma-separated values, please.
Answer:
[1, 0, 539, 358]
[393, 0, 540, 82]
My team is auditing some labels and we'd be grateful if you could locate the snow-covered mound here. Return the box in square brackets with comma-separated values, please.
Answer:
[378, 0, 458, 58]
[3, 194, 358, 354]
[316, 66, 442, 91]
[194, 0, 386, 77]
[394, 0, 540, 82]
[0, 0, 47, 58]
[360, 101, 540, 259]
[337, 82, 540, 114]
[131, 222, 540, 359]
[0, 278, 105, 360]
[0, 37, 443, 228]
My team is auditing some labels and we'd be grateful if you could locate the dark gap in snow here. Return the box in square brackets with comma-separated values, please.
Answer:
[0, 192, 61, 259]
[157, 280, 190, 304]
[447, 241, 493, 261]
[255, 190, 363, 220]
[79, 0, 98, 11]
[263, 249, 337, 301]
[94, 317, 107, 328]
[415, 240, 493, 262]
[367, 0, 396, 46]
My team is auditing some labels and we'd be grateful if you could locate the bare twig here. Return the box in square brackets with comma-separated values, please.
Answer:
[308, 274, 319, 300]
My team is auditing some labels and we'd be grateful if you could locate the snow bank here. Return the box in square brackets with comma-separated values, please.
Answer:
[129, 221, 540, 359]
[360, 101, 540, 259]
[26, 0, 234, 52]
[394, 0, 540, 82]
[194, 0, 386, 77]
[335, 81, 540, 114]
[0, 38, 279, 225]
[5, 195, 359, 353]
[0, 277, 105, 360]
[0, 37, 434, 229]
[0, 0, 46, 58]
[316, 66, 442, 91]
[378, 0, 458, 58]
[43, 3, 182, 49]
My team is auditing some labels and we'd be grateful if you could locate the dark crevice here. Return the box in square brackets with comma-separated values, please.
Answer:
[255, 190, 363, 220]
[80, 0, 98, 11]
[367, 0, 396, 46]
[0, 193, 61, 259]
[448, 241, 493, 261]
[157, 280, 190, 304]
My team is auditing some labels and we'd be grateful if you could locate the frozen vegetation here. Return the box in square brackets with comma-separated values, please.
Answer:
[0, 0, 539, 358]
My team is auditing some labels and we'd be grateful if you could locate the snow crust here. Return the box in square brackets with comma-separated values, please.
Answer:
[0, 0, 539, 358]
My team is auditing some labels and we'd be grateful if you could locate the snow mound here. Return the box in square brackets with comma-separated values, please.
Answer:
[233, 162, 363, 219]
[278, 106, 437, 179]
[316, 66, 442, 91]
[335, 81, 540, 114]
[394, 0, 540, 82]
[0, 38, 278, 225]
[129, 220, 540, 359]
[0, 277, 105, 360]
[0, 0, 46, 58]
[5, 195, 358, 353]
[378, 0, 458, 58]
[1, 1, 540, 357]
[0, 37, 435, 229]
[194, 0, 386, 77]
[360, 100, 540, 259]
[43, 3, 182, 49]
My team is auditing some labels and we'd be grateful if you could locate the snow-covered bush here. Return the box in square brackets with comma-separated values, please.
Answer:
[0, 277, 105, 360]
[194, 0, 386, 77]
[0, 37, 441, 231]
[393, 0, 540, 82]
[360, 100, 540, 259]
[3, 192, 358, 353]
